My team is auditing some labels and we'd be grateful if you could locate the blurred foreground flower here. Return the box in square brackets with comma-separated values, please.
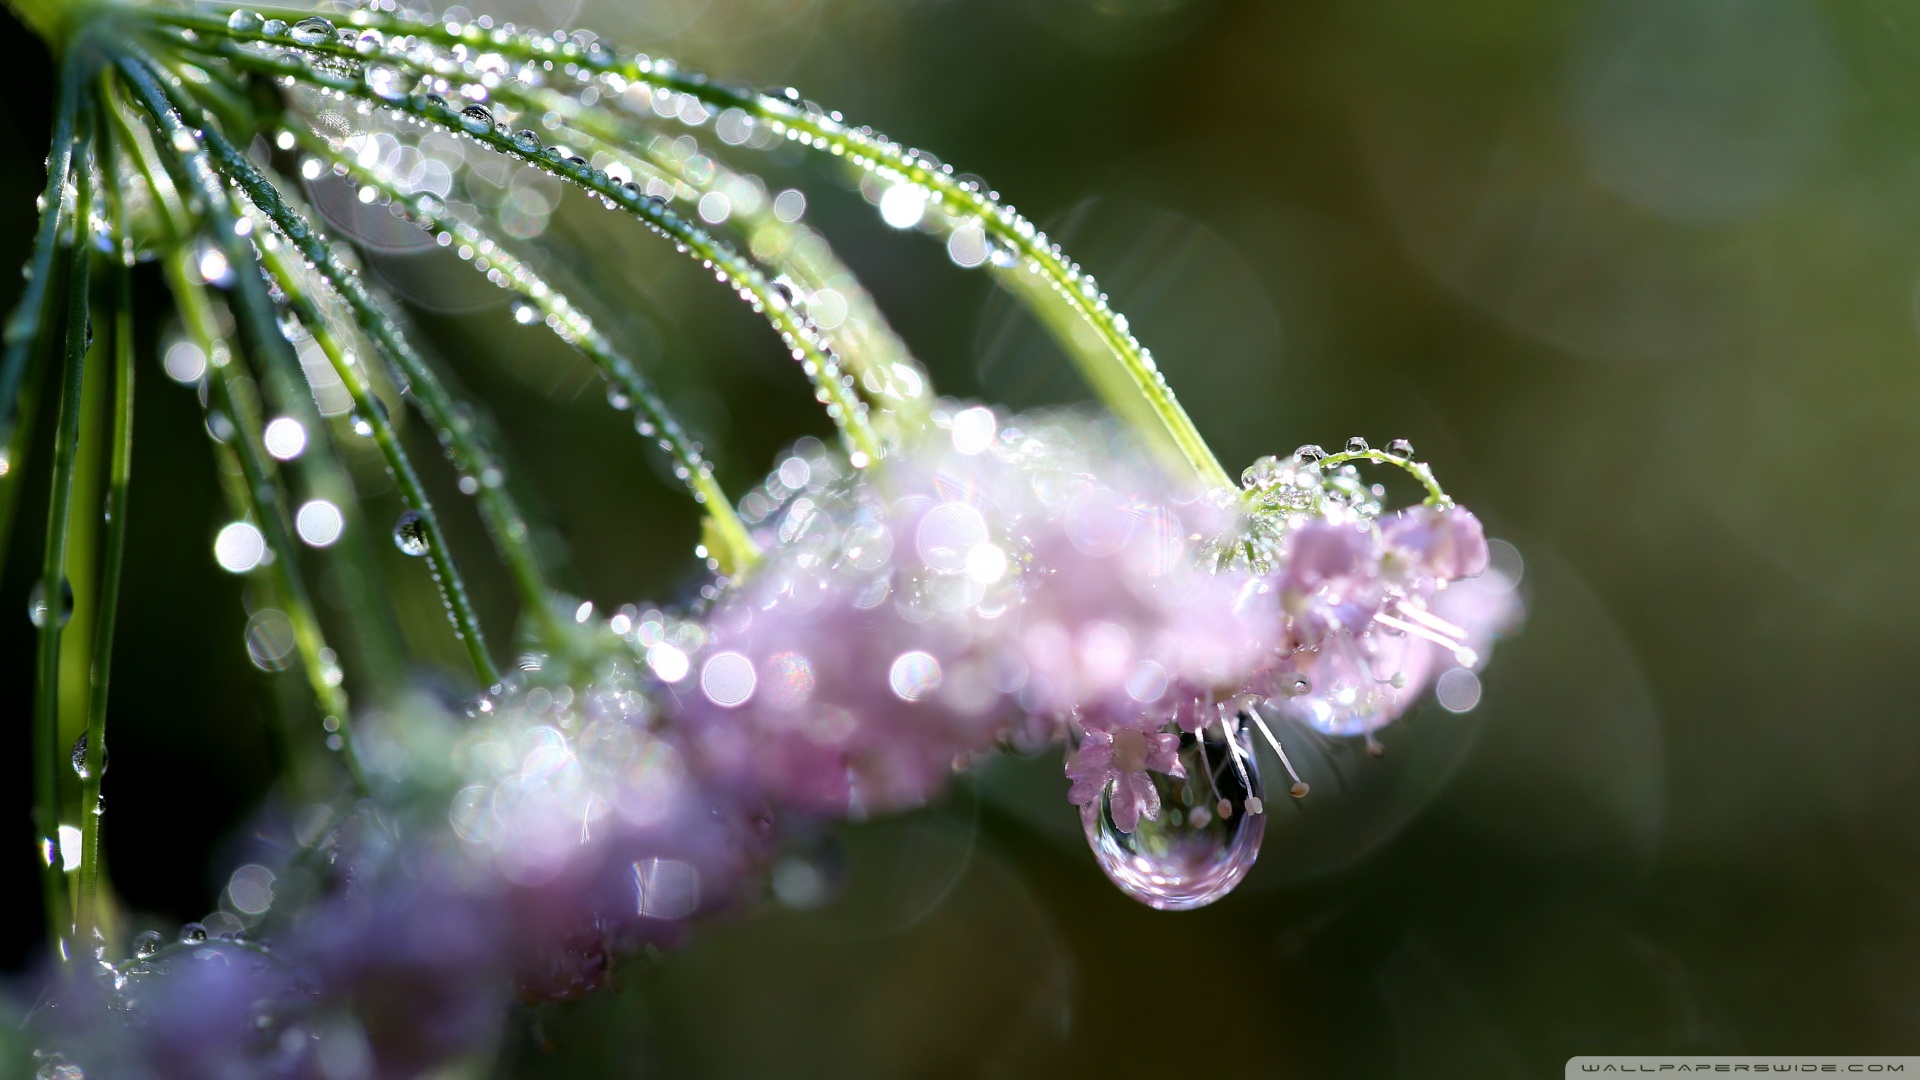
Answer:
[0, 0, 1522, 1074]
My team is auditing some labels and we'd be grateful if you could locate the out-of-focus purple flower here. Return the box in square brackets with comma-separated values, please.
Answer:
[1065, 726, 1184, 833]
[1258, 505, 1519, 736]
[1382, 503, 1489, 582]
[670, 408, 1262, 816]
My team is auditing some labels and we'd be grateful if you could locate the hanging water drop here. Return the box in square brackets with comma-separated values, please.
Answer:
[392, 511, 430, 556]
[606, 385, 631, 410]
[1079, 720, 1265, 910]
[226, 9, 264, 33]
[288, 16, 334, 45]
[178, 922, 208, 944]
[27, 577, 73, 628]
[132, 930, 163, 959]
[70, 732, 88, 779]
[458, 104, 496, 136]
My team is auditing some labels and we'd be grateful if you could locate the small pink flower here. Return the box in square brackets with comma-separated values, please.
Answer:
[1065, 726, 1185, 833]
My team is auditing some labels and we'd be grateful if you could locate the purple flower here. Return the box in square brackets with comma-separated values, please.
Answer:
[1259, 505, 1520, 736]
[1065, 726, 1185, 833]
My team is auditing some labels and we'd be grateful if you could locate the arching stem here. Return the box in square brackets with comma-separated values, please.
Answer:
[157, 11, 1229, 490]
[287, 125, 762, 575]
[180, 33, 886, 471]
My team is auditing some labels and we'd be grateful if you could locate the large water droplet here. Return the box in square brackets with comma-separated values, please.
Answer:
[27, 577, 73, 628]
[392, 511, 430, 556]
[1080, 721, 1265, 911]
[70, 732, 88, 779]
[288, 16, 334, 45]
[132, 930, 163, 958]
[178, 921, 208, 944]
[510, 128, 542, 153]
[226, 9, 263, 33]
[458, 104, 496, 136]
[261, 18, 287, 37]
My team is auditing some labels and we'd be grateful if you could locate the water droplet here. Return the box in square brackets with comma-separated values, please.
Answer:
[1345, 437, 1370, 453]
[27, 577, 73, 628]
[606, 385, 631, 409]
[226, 9, 264, 33]
[178, 921, 208, 944]
[1080, 721, 1264, 910]
[392, 511, 430, 556]
[1387, 438, 1416, 458]
[1293, 444, 1326, 463]
[510, 128, 542, 153]
[1241, 455, 1284, 489]
[288, 16, 334, 45]
[261, 18, 288, 36]
[132, 930, 163, 958]
[70, 732, 88, 779]
[458, 104, 495, 135]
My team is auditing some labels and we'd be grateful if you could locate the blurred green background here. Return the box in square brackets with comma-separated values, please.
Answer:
[7, 0, 1920, 1074]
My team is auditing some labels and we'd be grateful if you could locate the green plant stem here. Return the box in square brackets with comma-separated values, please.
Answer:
[74, 96, 134, 950]
[0, 47, 87, 594]
[288, 126, 762, 575]
[156, 10, 1228, 490]
[113, 47, 521, 679]
[33, 108, 92, 957]
[496, 87, 934, 438]
[166, 252, 371, 791]
[180, 33, 886, 471]
[1314, 449, 1451, 505]
[175, 71, 568, 654]
[102, 80, 411, 696]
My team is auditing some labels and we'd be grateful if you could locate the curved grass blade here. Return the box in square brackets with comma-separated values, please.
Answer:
[161, 11, 1226, 489]
[115, 46, 542, 673]
[287, 124, 762, 574]
[181, 32, 886, 470]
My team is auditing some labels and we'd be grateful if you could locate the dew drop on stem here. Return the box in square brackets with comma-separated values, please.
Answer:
[288, 16, 333, 45]
[393, 511, 431, 556]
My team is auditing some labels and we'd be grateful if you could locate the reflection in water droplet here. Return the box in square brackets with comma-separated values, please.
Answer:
[458, 104, 496, 136]
[132, 930, 163, 958]
[70, 732, 88, 779]
[392, 511, 430, 556]
[288, 16, 334, 45]
[178, 922, 208, 944]
[27, 577, 73, 628]
[1081, 721, 1265, 910]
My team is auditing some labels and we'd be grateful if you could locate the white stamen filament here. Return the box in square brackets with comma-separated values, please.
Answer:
[1374, 612, 1478, 667]
[1392, 600, 1469, 641]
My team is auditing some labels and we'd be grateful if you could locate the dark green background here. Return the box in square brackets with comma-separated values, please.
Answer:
[5, 0, 1918, 1075]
